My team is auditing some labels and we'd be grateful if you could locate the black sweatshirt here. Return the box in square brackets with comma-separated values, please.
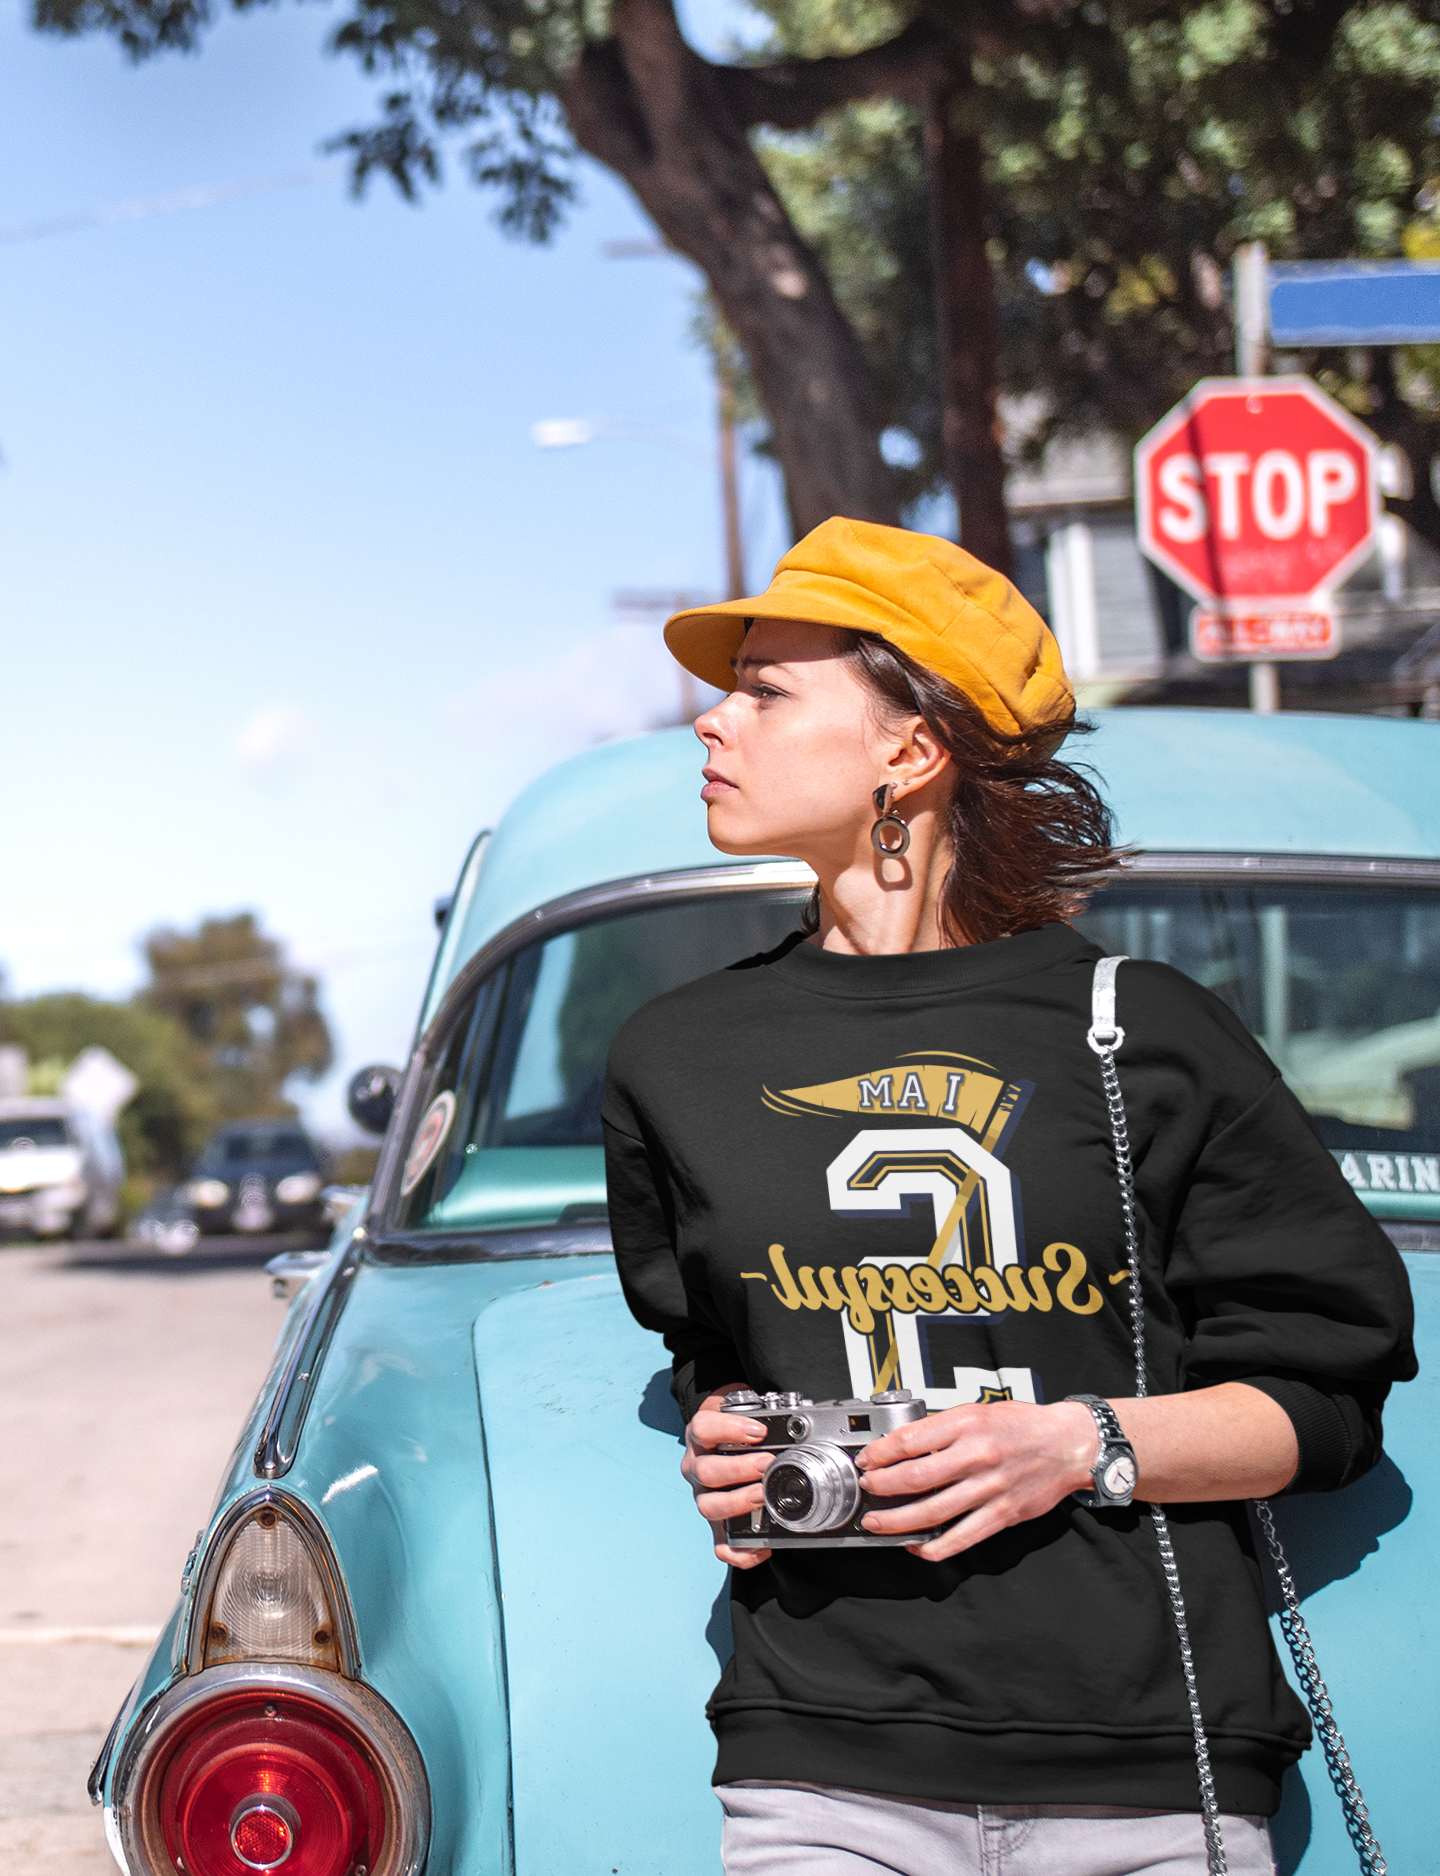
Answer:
[600, 919, 1418, 1816]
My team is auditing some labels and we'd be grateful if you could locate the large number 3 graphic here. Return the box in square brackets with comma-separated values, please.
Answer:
[828, 1127, 1037, 1409]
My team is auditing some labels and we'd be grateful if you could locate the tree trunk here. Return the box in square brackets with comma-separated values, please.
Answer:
[564, 0, 899, 540]
[923, 54, 1013, 574]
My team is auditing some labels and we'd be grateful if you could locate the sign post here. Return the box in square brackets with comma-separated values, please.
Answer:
[60, 1046, 139, 1124]
[1134, 373, 1381, 711]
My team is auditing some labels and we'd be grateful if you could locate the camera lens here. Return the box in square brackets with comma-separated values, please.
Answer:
[761, 1443, 861, 1533]
[767, 1463, 814, 1523]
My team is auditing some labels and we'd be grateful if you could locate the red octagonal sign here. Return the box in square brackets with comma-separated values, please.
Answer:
[1134, 374, 1381, 603]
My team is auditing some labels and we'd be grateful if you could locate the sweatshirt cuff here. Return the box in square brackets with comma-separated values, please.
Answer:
[1232, 1374, 1376, 1494]
[671, 1346, 749, 1428]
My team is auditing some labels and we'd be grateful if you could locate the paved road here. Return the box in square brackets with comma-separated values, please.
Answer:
[0, 1234, 296, 1871]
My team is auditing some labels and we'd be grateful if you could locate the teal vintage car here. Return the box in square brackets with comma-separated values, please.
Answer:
[89, 705, 1437, 1876]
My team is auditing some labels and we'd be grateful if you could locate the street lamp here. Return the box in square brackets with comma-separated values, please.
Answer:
[529, 415, 714, 460]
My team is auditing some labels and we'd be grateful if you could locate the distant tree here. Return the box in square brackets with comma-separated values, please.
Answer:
[0, 991, 218, 1181]
[136, 912, 334, 1121]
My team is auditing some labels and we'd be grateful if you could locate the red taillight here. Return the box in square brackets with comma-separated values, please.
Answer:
[155, 1688, 386, 1876]
[230, 1795, 298, 1868]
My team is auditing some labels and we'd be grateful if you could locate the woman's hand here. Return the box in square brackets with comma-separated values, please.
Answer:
[681, 1383, 775, 1568]
[855, 1383, 1301, 1561]
[856, 1399, 1097, 1563]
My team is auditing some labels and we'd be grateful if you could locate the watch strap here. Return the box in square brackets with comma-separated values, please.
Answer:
[1064, 1393, 1136, 1507]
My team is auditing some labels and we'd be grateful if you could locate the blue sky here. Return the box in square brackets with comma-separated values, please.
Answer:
[1, 0, 801, 1139]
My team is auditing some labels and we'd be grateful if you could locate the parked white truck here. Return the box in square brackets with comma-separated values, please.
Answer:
[0, 1095, 125, 1240]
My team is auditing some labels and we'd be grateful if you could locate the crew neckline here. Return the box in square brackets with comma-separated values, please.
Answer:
[762, 918, 1098, 999]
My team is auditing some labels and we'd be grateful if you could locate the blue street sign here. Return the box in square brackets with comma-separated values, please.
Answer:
[1268, 259, 1440, 345]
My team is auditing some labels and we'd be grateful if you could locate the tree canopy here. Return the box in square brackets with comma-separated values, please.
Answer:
[0, 908, 334, 1189]
[137, 911, 334, 1122]
[739, 0, 1440, 545]
[0, 989, 218, 1183]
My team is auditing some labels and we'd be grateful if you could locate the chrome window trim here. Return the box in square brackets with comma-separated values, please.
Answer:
[366, 1221, 615, 1267]
[178, 1484, 363, 1679]
[252, 1243, 363, 1481]
[1384, 1223, 1440, 1253]
[110, 1660, 429, 1876]
[1094, 852, 1440, 887]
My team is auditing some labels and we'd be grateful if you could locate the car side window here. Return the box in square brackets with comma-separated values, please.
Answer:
[392, 968, 508, 1227]
[386, 890, 809, 1236]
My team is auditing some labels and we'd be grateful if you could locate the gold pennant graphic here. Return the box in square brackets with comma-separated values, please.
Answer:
[761, 1051, 1007, 1133]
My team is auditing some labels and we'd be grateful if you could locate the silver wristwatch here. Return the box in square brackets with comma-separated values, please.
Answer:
[1065, 1393, 1138, 1508]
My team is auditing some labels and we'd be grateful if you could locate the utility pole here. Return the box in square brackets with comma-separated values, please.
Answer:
[1233, 240, 1279, 714]
[603, 237, 750, 607]
[719, 373, 746, 599]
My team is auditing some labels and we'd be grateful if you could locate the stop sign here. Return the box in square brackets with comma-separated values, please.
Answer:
[1134, 374, 1380, 602]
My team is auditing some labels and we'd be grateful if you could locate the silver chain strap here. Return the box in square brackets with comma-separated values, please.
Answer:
[1087, 955, 1389, 1876]
[1251, 1500, 1389, 1875]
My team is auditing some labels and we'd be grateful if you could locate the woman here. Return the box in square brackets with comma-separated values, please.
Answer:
[599, 515, 1416, 1876]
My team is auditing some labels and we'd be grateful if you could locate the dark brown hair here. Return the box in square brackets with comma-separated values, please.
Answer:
[785, 624, 1141, 946]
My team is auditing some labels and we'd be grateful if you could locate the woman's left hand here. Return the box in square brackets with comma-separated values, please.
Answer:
[856, 1399, 1098, 1562]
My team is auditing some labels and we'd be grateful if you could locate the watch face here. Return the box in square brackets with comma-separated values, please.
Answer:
[1102, 1454, 1137, 1498]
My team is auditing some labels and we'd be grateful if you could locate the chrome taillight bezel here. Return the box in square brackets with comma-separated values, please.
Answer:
[178, 1486, 361, 1677]
[111, 1661, 430, 1876]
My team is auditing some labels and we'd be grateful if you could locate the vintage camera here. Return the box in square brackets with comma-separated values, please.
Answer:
[716, 1386, 946, 1549]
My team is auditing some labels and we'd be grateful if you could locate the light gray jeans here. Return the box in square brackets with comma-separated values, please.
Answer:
[716, 1779, 1277, 1876]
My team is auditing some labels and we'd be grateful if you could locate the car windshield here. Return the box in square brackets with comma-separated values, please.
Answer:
[387, 877, 1440, 1237]
[201, 1128, 317, 1167]
[0, 1117, 70, 1150]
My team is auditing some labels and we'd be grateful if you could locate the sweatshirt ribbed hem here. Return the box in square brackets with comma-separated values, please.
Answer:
[710, 1705, 1299, 1816]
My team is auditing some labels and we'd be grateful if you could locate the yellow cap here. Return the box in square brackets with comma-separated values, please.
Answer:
[663, 515, 1075, 752]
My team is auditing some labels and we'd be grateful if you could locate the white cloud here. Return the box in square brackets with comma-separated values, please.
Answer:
[235, 702, 310, 776]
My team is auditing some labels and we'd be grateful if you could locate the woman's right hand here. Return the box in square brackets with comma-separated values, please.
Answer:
[682, 1384, 775, 1568]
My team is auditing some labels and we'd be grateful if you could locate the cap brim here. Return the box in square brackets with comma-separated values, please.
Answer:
[662, 595, 870, 693]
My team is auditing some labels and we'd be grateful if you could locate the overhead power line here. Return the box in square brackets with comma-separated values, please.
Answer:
[0, 164, 336, 247]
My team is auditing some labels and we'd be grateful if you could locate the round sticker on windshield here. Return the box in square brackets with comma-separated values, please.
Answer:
[401, 1090, 457, 1196]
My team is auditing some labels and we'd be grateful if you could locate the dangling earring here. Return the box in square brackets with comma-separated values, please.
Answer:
[870, 783, 911, 857]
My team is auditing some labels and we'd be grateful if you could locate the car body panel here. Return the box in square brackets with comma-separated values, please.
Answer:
[260, 1255, 516, 1876]
[1258, 1246, 1436, 1875]
[472, 1266, 729, 1874]
[94, 708, 1439, 1875]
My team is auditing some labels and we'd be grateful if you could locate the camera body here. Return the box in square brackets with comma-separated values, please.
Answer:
[716, 1386, 946, 1549]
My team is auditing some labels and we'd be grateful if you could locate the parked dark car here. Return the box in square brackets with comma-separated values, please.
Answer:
[179, 1121, 330, 1242]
